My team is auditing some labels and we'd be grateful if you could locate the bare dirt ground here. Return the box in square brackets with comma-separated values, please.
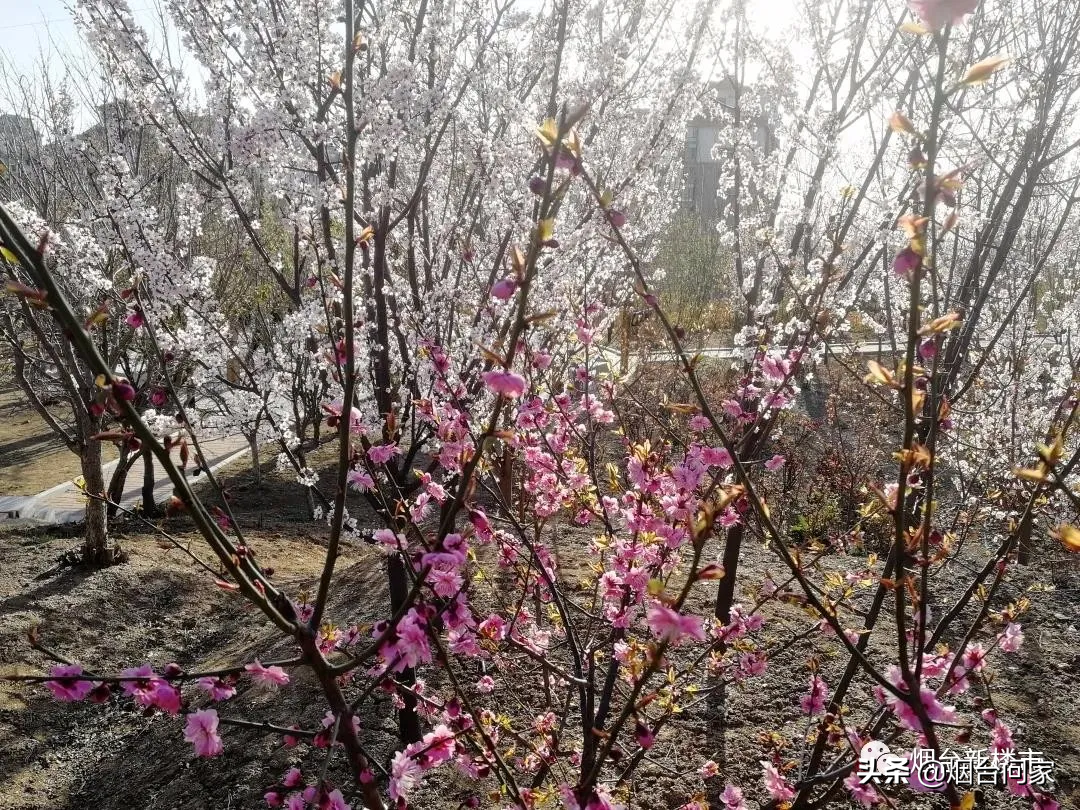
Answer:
[1, 450, 1079, 809]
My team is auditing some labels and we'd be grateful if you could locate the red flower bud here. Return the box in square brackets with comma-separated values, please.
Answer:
[112, 380, 137, 402]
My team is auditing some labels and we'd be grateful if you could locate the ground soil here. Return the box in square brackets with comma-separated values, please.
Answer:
[0, 386, 117, 497]
[1, 450, 1079, 810]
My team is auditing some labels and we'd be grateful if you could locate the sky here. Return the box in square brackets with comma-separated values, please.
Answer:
[1, 0, 93, 80]
[0, 0, 181, 128]
[0, 0, 803, 130]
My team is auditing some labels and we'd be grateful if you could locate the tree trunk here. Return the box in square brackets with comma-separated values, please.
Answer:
[1016, 505, 1034, 565]
[498, 446, 514, 511]
[714, 523, 743, 624]
[388, 552, 423, 744]
[248, 433, 261, 485]
[80, 439, 112, 565]
[141, 449, 157, 516]
[106, 443, 131, 519]
[294, 446, 316, 520]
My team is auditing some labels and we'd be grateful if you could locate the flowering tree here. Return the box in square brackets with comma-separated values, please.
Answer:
[0, 62, 199, 560]
[4, 0, 1080, 809]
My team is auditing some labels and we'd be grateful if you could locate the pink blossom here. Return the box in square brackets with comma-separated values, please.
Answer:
[112, 380, 137, 402]
[646, 604, 706, 644]
[742, 611, 765, 632]
[721, 399, 743, 419]
[879, 666, 957, 730]
[471, 511, 494, 544]
[347, 468, 374, 492]
[719, 507, 740, 528]
[367, 443, 400, 465]
[184, 709, 224, 757]
[634, 722, 655, 749]
[800, 674, 829, 716]
[961, 642, 987, 672]
[554, 151, 578, 173]
[991, 720, 1014, 752]
[429, 567, 463, 597]
[414, 724, 457, 767]
[702, 446, 734, 469]
[264, 792, 282, 807]
[688, 414, 710, 432]
[763, 391, 789, 410]
[197, 677, 236, 701]
[410, 495, 435, 527]
[387, 608, 432, 671]
[478, 614, 507, 641]
[764, 454, 786, 472]
[946, 665, 970, 695]
[389, 750, 423, 801]
[45, 665, 96, 702]
[719, 784, 745, 810]
[491, 278, 517, 300]
[844, 772, 879, 807]
[373, 528, 407, 554]
[125, 308, 145, 328]
[422, 477, 448, 502]
[476, 675, 495, 693]
[482, 370, 527, 398]
[700, 760, 720, 779]
[920, 651, 952, 678]
[120, 665, 180, 713]
[893, 247, 921, 279]
[283, 768, 303, 788]
[245, 660, 290, 690]
[907, 750, 947, 793]
[326, 789, 350, 810]
[739, 652, 768, 677]
[761, 354, 789, 382]
[907, 0, 979, 30]
[532, 352, 553, 370]
[998, 622, 1024, 652]
[761, 761, 795, 802]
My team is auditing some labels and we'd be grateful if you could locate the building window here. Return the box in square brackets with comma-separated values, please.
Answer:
[686, 126, 699, 160]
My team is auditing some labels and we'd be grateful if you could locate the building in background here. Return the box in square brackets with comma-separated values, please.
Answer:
[682, 79, 776, 231]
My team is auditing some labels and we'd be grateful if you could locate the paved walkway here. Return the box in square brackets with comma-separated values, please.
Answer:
[0, 435, 250, 524]
[594, 339, 900, 375]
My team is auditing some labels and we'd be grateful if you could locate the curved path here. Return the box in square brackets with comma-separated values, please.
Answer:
[593, 339, 899, 375]
[0, 435, 250, 524]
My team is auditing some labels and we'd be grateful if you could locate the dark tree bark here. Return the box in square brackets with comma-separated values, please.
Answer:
[141, 448, 157, 516]
[80, 438, 111, 565]
[106, 444, 131, 519]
